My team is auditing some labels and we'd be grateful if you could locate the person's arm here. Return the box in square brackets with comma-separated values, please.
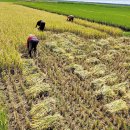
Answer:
[36, 20, 41, 28]
[27, 37, 30, 48]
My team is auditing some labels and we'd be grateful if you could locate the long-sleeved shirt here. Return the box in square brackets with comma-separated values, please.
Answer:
[27, 36, 39, 48]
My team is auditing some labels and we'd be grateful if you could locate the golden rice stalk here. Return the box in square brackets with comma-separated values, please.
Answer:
[112, 81, 129, 95]
[25, 83, 51, 99]
[30, 114, 63, 130]
[104, 99, 128, 113]
[25, 72, 46, 86]
[96, 85, 116, 98]
[75, 18, 123, 36]
[90, 64, 107, 77]
[30, 98, 56, 119]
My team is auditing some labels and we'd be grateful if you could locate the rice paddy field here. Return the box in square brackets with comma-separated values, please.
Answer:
[0, 2, 130, 130]
[18, 1, 130, 31]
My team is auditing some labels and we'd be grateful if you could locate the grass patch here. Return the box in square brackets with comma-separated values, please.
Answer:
[123, 31, 130, 37]
[0, 91, 8, 130]
[0, 109, 8, 130]
[0, 0, 18, 1]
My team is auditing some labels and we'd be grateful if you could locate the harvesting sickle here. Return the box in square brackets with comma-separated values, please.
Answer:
[67, 15, 74, 22]
[27, 34, 39, 58]
[36, 20, 46, 31]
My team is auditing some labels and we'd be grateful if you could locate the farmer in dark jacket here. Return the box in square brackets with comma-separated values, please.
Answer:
[36, 20, 45, 31]
[27, 34, 39, 58]
[67, 15, 74, 22]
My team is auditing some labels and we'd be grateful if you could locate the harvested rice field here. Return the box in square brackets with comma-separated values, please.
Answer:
[0, 2, 130, 130]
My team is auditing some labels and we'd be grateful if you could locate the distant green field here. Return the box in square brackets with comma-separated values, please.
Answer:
[0, 0, 17, 1]
[18, 2, 130, 31]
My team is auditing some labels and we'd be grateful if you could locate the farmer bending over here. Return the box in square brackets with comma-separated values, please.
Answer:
[27, 34, 39, 58]
[67, 15, 74, 22]
[36, 20, 45, 31]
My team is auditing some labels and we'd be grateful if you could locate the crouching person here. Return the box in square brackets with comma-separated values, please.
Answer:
[67, 15, 74, 22]
[36, 20, 46, 31]
[27, 34, 39, 58]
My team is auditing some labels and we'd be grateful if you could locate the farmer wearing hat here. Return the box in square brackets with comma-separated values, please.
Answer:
[67, 15, 74, 22]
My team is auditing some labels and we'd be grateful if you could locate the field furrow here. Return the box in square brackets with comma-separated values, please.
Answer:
[4, 77, 27, 130]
